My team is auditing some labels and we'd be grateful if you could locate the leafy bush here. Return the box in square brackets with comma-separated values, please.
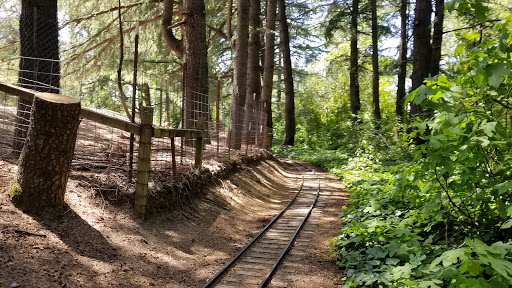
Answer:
[276, 10, 512, 288]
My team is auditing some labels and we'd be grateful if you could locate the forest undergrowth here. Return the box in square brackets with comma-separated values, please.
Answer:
[275, 17, 512, 288]
[276, 119, 512, 287]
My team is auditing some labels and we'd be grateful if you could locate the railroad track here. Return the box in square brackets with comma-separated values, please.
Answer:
[202, 160, 321, 288]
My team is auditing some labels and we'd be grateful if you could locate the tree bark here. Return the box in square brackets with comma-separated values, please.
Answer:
[14, 0, 60, 156]
[278, 0, 295, 146]
[410, 0, 432, 117]
[371, 0, 380, 125]
[229, 0, 250, 149]
[162, 0, 209, 144]
[244, 0, 262, 145]
[261, 0, 277, 148]
[182, 0, 209, 133]
[349, 0, 361, 123]
[431, 0, 444, 76]
[396, 0, 408, 120]
[409, 0, 432, 146]
[11, 93, 81, 213]
[226, 0, 233, 43]
[162, 0, 183, 56]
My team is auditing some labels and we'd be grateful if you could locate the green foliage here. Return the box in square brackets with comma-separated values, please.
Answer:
[428, 239, 512, 287]
[278, 9, 512, 288]
[10, 182, 22, 203]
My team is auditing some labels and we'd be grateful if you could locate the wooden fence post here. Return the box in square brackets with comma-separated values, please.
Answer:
[195, 117, 205, 171]
[135, 106, 153, 219]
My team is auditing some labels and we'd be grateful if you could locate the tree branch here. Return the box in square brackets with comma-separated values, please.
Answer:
[60, 0, 164, 29]
[208, 23, 228, 41]
[62, 8, 127, 54]
[67, 15, 162, 62]
[443, 20, 500, 34]
[434, 165, 478, 226]
[162, 0, 183, 56]
[117, 0, 132, 120]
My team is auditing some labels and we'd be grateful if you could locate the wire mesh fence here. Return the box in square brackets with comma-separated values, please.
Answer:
[0, 55, 270, 189]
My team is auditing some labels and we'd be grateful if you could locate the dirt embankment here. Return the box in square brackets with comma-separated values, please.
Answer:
[0, 156, 347, 287]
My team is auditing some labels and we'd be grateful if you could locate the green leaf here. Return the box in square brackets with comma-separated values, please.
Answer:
[460, 260, 483, 276]
[430, 248, 468, 268]
[392, 263, 416, 280]
[490, 241, 512, 257]
[501, 219, 512, 229]
[463, 31, 480, 40]
[466, 277, 492, 288]
[480, 122, 497, 137]
[474, 7, 487, 24]
[429, 138, 442, 150]
[489, 275, 512, 288]
[488, 63, 511, 88]
[386, 258, 400, 265]
[499, 31, 510, 53]
[455, 43, 466, 57]
[417, 279, 443, 288]
[414, 85, 434, 105]
[466, 238, 500, 256]
[479, 254, 512, 279]
[363, 202, 381, 213]
[473, 136, 490, 147]
[495, 182, 512, 195]
[392, 229, 411, 238]
[366, 247, 387, 259]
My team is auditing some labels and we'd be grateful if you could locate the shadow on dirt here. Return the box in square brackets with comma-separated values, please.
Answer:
[32, 208, 119, 262]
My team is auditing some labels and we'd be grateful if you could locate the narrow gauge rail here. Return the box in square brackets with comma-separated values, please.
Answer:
[202, 160, 321, 288]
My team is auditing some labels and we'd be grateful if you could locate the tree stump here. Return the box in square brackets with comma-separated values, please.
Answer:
[10, 93, 81, 213]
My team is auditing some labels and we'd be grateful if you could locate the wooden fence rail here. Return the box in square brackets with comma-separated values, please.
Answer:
[0, 82, 204, 219]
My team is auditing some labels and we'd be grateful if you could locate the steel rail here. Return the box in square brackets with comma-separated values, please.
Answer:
[202, 160, 321, 288]
[257, 162, 320, 287]
[201, 160, 305, 288]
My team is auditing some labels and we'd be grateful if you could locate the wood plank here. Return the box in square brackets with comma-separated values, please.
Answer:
[0, 82, 140, 135]
[80, 107, 140, 135]
[153, 127, 203, 138]
[0, 82, 206, 141]
[0, 82, 36, 101]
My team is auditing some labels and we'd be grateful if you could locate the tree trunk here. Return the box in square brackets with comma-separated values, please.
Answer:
[14, 0, 60, 156]
[431, 0, 444, 76]
[396, 0, 408, 120]
[409, 0, 432, 146]
[278, 0, 295, 146]
[262, 0, 277, 149]
[349, 0, 361, 123]
[165, 90, 171, 126]
[371, 0, 380, 125]
[410, 0, 432, 117]
[260, 2, 266, 77]
[226, 0, 233, 44]
[162, 0, 209, 143]
[244, 0, 262, 145]
[277, 52, 282, 103]
[183, 0, 209, 140]
[162, 0, 208, 144]
[162, 0, 183, 56]
[11, 93, 81, 213]
[230, 0, 250, 149]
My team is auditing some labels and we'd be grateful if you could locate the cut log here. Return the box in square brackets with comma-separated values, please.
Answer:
[11, 93, 81, 213]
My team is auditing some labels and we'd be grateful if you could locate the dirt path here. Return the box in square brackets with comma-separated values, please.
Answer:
[0, 157, 346, 287]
